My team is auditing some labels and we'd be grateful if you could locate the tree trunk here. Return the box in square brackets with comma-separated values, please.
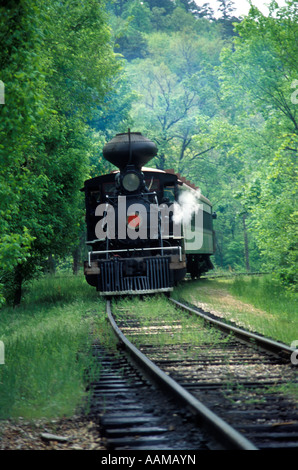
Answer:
[157, 153, 165, 170]
[242, 213, 250, 272]
[72, 246, 80, 275]
[13, 264, 23, 307]
[47, 254, 56, 274]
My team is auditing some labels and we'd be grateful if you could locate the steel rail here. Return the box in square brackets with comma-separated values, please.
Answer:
[106, 300, 257, 450]
[169, 298, 296, 361]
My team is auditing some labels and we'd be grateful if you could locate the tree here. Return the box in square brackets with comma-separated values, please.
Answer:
[126, 27, 223, 169]
[193, 3, 215, 19]
[216, 0, 240, 38]
[0, 0, 48, 304]
[0, 0, 120, 305]
[127, 58, 208, 170]
[143, 0, 175, 15]
[176, 0, 204, 15]
[217, 0, 236, 20]
[109, 0, 152, 59]
[217, 1, 298, 285]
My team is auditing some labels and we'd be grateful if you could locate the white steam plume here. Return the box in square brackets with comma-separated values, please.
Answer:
[173, 189, 201, 225]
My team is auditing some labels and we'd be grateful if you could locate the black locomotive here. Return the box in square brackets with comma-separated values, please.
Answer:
[82, 131, 215, 295]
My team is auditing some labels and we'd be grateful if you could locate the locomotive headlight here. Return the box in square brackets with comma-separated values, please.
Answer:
[122, 170, 142, 192]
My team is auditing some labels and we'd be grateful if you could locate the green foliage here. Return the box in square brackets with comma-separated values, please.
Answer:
[217, 1, 298, 287]
[113, 295, 223, 348]
[230, 275, 297, 317]
[143, 0, 175, 15]
[0, 0, 47, 304]
[108, 1, 266, 274]
[175, 276, 297, 345]
[118, 0, 297, 284]
[125, 28, 223, 170]
[1, 0, 296, 304]
[0, 0, 119, 305]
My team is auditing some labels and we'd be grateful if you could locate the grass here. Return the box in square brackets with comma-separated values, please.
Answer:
[114, 290, 298, 402]
[113, 295, 225, 349]
[174, 275, 297, 346]
[1, 272, 296, 420]
[0, 274, 115, 420]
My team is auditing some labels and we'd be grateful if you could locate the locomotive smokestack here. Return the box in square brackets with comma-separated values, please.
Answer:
[128, 128, 132, 166]
[103, 131, 158, 170]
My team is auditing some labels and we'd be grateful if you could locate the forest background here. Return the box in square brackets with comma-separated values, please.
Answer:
[0, 0, 297, 306]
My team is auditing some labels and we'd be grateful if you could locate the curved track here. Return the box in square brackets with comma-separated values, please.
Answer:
[102, 298, 298, 450]
[170, 298, 296, 361]
[106, 299, 259, 450]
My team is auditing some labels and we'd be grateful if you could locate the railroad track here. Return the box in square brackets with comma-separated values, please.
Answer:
[88, 343, 212, 450]
[90, 298, 297, 450]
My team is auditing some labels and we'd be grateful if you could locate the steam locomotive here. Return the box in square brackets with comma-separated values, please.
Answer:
[82, 131, 216, 295]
